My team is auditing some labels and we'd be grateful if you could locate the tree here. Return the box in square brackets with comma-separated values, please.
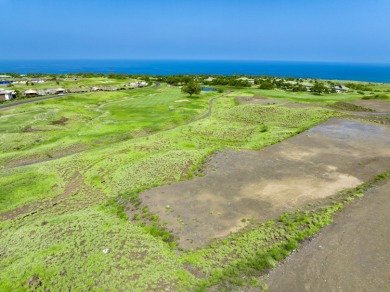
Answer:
[311, 82, 327, 95]
[292, 84, 307, 92]
[181, 82, 201, 96]
[259, 80, 274, 90]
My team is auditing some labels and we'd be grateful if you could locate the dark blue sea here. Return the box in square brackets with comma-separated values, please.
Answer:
[1, 60, 390, 83]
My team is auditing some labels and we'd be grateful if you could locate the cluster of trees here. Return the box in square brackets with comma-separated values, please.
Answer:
[258, 79, 275, 89]
[160, 75, 253, 87]
[106, 73, 151, 81]
[164, 75, 194, 85]
[153, 75, 202, 96]
[0, 72, 22, 78]
[311, 82, 330, 95]
[256, 76, 338, 94]
[344, 82, 373, 91]
[256, 77, 308, 92]
[204, 77, 251, 87]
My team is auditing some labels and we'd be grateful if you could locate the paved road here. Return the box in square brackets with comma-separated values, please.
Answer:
[0, 82, 160, 110]
[0, 93, 72, 109]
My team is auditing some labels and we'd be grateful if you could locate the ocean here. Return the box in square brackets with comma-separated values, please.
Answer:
[1, 60, 390, 83]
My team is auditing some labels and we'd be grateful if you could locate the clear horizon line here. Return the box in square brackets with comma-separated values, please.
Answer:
[1, 58, 390, 65]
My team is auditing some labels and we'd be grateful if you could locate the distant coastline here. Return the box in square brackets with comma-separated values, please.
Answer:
[1, 60, 390, 83]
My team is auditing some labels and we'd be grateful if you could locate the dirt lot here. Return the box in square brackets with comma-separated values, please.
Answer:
[141, 118, 390, 248]
[265, 179, 390, 292]
[236, 96, 316, 108]
[350, 99, 390, 113]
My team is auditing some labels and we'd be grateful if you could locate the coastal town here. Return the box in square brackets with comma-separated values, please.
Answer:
[0, 73, 351, 102]
[0, 74, 149, 101]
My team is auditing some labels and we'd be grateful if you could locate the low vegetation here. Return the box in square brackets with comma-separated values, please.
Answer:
[328, 101, 374, 112]
[362, 93, 389, 100]
[0, 75, 389, 290]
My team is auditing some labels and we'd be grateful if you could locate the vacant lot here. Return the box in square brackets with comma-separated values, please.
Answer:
[266, 179, 390, 292]
[141, 118, 390, 248]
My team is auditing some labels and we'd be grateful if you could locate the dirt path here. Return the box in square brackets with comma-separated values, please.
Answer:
[141, 118, 390, 248]
[265, 179, 390, 292]
[0, 167, 107, 221]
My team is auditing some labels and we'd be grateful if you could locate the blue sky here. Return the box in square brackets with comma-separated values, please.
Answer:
[1, 0, 390, 63]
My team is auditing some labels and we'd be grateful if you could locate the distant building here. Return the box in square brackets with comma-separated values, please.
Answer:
[46, 89, 57, 95]
[24, 89, 38, 97]
[30, 78, 46, 83]
[37, 90, 46, 96]
[90, 86, 101, 91]
[68, 88, 89, 93]
[0, 89, 16, 101]
[12, 78, 27, 84]
[55, 88, 66, 94]
[127, 81, 148, 88]
[236, 77, 255, 85]
[331, 85, 350, 93]
[90, 86, 119, 91]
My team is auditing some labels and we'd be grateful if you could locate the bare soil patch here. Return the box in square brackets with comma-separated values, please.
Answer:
[265, 179, 390, 292]
[51, 116, 69, 125]
[349, 99, 390, 113]
[236, 96, 317, 109]
[3, 144, 89, 169]
[236, 96, 288, 106]
[141, 118, 390, 249]
[23, 126, 48, 133]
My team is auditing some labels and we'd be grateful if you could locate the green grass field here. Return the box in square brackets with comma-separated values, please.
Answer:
[0, 84, 214, 168]
[3, 76, 137, 91]
[1, 79, 389, 290]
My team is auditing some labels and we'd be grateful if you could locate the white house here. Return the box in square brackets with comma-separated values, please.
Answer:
[127, 81, 148, 88]
[12, 78, 27, 84]
[331, 85, 350, 93]
[31, 78, 46, 83]
[237, 77, 255, 85]
[0, 89, 16, 101]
